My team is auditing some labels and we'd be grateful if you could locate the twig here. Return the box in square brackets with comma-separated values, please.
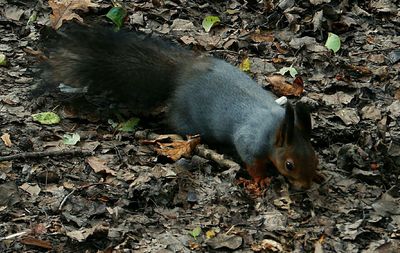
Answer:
[134, 130, 242, 179]
[58, 183, 112, 210]
[195, 144, 241, 179]
[58, 189, 76, 211]
[0, 149, 93, 162]
[349, 47, 397, 56]
[0, 230, 30, 241]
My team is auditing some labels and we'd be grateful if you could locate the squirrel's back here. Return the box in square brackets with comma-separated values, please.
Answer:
[171, 58, 284, 153]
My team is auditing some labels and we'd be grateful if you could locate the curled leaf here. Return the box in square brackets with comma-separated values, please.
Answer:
[266, 75, 304, 97]
[202, 16, 220, 32]
[106, 6, 127, 29]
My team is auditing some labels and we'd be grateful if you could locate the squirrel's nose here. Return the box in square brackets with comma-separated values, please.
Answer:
[289, 179, 312, 191]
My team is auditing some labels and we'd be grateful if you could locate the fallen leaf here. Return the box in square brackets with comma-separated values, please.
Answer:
[206, 234, 243, 250]
[388, 49, 400, 64]
[49, 0, 99, 30]
[32, 112, 60, 125]
[180, 36, 196, 45]
[4, 6, 25, 21]
[266, 75, 303, 96]
[20, 237, 52, 250]
[202, 16, 220, 32]
[206, 229, 216, 239]
[250, 32, 274, 43]
[106, 6, 127, 29]
[273, 42, 289, 54]
[155, 135, 201, 161]
[19, 183, 41, 197]
[239, 57, 251, 72]
[225, 9, 240, 15]
[278, 66, 298, 78]
[251, 239, 284, 252]
[109, 118, 140, 132]
[310, 0, 332, 5]
[361, 105, 382, 121]
[87, 156, 117, 176]
[171, 19, 196, 31]
[66, 224, 108, 242]
[325, 32, 341, 53]
[388, 100, 400, 118]
[346, 64, 372, 76]
[0, 53, 7, 66]
[335, 108, 360, 125]
[190, 226, 202, 238]
[62, 133, 80, 145]
[1, 133, 12, 147]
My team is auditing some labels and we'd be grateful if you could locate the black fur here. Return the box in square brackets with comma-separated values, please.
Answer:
[41, 26, 196, 112]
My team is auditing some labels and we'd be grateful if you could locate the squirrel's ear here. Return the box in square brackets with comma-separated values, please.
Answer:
[295, 102, 312, 139]
[276, 103, 295, 147]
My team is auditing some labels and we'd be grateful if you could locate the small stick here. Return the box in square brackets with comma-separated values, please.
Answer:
[58, 183, 112, 210]
[0, 230, 30, 241]
[0, 149, 93, 162]
[134, 130, 241, 177]
[349, 47, 397, 56]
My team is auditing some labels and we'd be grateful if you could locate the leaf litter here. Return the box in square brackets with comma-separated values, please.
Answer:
[0, 0, 399, 252]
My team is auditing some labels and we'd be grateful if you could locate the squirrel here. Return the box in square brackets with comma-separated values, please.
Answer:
[39, 26, 321, 190]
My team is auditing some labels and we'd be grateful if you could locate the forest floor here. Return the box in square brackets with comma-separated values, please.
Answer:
[0, 0, 399, 252]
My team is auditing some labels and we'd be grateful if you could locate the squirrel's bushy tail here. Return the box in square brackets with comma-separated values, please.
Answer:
[41, 26, 194, 111]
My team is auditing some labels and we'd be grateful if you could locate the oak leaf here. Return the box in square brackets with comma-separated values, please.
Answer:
[49, 0, 99, 30]
[155, 135, 200, 161]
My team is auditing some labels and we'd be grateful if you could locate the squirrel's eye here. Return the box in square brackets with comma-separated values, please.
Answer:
[285, 161, 294, 171]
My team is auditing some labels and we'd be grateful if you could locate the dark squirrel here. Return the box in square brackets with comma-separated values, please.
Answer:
[41, 26, 320, 190]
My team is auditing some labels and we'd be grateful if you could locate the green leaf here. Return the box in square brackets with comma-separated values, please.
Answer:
[202, 16, 220, 33]
[106, 6, 127, 29]
[0, 53, 7, 66]
[239, 57, 251, 72]
[190, 226, 202, 238]
[63, 133, 81, 145]
[32, 112, 60, 125]
[325, 32, 341, 53]
[27, 11, 37, 26]
[116, 117, 140, 132]
[278, 66, 298, 78]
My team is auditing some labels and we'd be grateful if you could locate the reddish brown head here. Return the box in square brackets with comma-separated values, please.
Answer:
[271, 103, 318, 190]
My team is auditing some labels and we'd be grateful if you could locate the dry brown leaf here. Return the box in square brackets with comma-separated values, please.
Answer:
[266, 74, 304, 97]
[271, 57, 285, 64]
[86, 156, 116, 176]
[155, 135, 200, 161]
[251, 238, 283, 252]
[250, 32, 275, 43]
[1, 133, 12, 147]
[20, 237, 52, 250]
[273, 42, 289, 54]
[49, 0, 99, 30]
[346, 64, 373, 76]
[395, 88, 400, 100]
